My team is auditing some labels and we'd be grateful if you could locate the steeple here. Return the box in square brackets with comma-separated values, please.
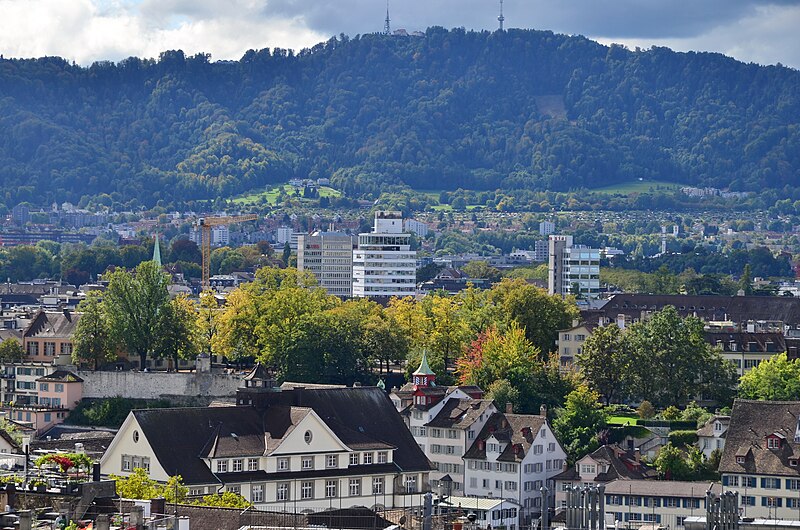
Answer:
[152, 233, 162, 267]
[384, 0, 391, 35]
[412, 351, 435, 388]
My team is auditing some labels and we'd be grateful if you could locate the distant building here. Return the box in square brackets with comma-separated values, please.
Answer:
[352, 211, 416, 298]
[534, 239, 548, 262]
[22, 310, 80, 363]
[297, 232, 354, 298]
[539, 221, 555, 236]
[11, 204, 29, 225]
[696, 415, 729, 459]
[548, 235, 600, 299]
[404, 219, 429, 238]
[275, 226, 293, 245]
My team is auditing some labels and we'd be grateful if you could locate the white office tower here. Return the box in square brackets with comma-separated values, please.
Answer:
[352, 211, 417, 298]
[548, 235, 600, 299]
[297, 232, 354, 298]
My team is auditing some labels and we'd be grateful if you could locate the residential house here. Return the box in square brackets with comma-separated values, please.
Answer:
[602, 479, 721, 529]
[463, 407, 567, 526]
[0, 362, 53, 405]
[696, 415, 729, 459]
[719, 399, 800, 519]
[556, 321, 596, 370]
[37, 370, 83, 410]
[22, 310, 80, 363]
[553, 445, 657, 510]
[101, 367, 433, 510]
[392, 353, 495, 495]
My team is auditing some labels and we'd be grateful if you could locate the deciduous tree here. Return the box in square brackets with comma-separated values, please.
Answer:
[72, 291, 115, 370]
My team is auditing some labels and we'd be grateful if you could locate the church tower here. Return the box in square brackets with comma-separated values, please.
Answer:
[412, 350, 435, 388]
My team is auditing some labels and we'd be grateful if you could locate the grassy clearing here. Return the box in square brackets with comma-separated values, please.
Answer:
[232, 184, 342, 206]
[607, 415, 640, 426]
[591, 180, 680, 195]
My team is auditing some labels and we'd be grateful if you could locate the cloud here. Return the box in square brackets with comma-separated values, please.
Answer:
[0, 0, 797, 68]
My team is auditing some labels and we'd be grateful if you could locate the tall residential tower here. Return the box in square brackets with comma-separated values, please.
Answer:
[352, 211, 416, 298]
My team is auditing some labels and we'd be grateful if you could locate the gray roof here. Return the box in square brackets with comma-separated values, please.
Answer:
[720, 399, 800, 477]
[553, 445, 656, 482]
[464, 412, 547, 462]
[425, 399, 495, 429]
[23, 310, 81, 339]
[603, 478, 721, 497]
[696, 416, 730, 438]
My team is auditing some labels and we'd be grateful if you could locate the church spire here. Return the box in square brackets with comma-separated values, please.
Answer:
[152, 233, 162, 267]
[412, 350, 436, 389]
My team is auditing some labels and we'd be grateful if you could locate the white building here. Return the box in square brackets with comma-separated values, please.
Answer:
[276, 227, 293, 245]
[696, 415, 729, 459]
[211, 225, 229, 246]
[352, 211, 416, 298]
[436, 496, 522, 530]
[100, 370, 432, 511]
[548, 235, 600, 299]
[463, 407, 567, 525]
[539, 221, 555, 236]
[404, 219, 430, 238]
[297, 232, 354, 298]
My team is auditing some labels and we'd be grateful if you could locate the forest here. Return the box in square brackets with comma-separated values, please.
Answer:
[0, 27, 798, 210]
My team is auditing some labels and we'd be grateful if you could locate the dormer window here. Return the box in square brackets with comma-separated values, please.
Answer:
[767, 436, 782, 450]
[715, 422, 722, 431]
[736, 456, 746, 464]
[791, 459, 798, 467]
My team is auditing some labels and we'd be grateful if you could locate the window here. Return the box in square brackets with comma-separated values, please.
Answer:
[377, 451, 388, 464]
[216, 460, 228, 473]
[664, 498, 679, 508]
[248, 458, 259, 471]
[44, 412, 51, 422]
[787, 479, 800, 490]
[363, 452, 373, 464]
[350, 453, 359, 465]
[470, 477, 478, 488]
[726, 476, 740, 487]
[768, 437, 781, 450]
[189, 487, 204, 496]
[534, 445, 543, 455]
[60, 343, 72, 355]
[534, 463, 543, 473]
[741, 496, 756, 506]
[373, 477, 384, 494]
[39, 383, 49, 391]
[736, 456, 746, 464]
[326, 454, 338, 468]
[548, 442, 556, 452]
[122, 455, 131, 471]
[762, 477, 781, 489]
[277, 483, 290, 502]
[405, 476, 417, 493]
[54, 383, 64, 393]
[301, 481, 314, 499]
[326, 480, 337, 498]
[304, 430, 313, 444]
[349, 478, 361, 496]
[232, 459, 243, 472]
[142, 457, 150, 472]
[563, 334, 571, 341]
[277, 458, 289, 471]
[744, 476, 757, 488]
[252, 484, 264, 503]
[27, 342, 39, 356]
[227, 485, 241, 494]
[430, 428, 442, 438]
[302, 456, 314, 470]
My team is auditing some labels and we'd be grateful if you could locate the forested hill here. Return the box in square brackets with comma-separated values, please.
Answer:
[1, 27, 799, 208]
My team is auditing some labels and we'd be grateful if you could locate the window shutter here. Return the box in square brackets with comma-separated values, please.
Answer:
[722, 476, 729, 486]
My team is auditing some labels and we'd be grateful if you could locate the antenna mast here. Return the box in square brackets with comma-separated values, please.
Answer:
[384, 0, 391, 35]
[498, 0, 505, 31]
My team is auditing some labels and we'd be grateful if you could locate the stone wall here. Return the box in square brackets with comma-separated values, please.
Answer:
[77, 370, 242, 401]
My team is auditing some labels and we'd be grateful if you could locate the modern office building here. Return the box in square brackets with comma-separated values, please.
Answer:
[548, 235, 600, 299]
[352, 211, 417, 298]
[297, 232, 354, 298]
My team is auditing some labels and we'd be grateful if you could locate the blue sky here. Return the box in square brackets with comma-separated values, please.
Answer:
[0, 0, 798, 68]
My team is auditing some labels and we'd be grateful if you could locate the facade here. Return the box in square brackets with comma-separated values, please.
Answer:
[602, 479, 721, 529]
[463, 408, 567, 525]
[297, 232, 354, 298]
[719, 399, 800, 519]
[352, 211, 416, 298]
[1, 362, 53, 405]
[22, 310, 80, 363]
[556, 322, 595, 370]
[539, 221, 555, 236]
[437, 496, 522, 530]
[706, 331, 785, 376]
[696, 415, 729, 459]
[548, 235, 600, 299]
[101, 371, 432, 510]
[553, 445, 657, 510]
[36, 370, 83, 410]
[404, 219, 429, 238]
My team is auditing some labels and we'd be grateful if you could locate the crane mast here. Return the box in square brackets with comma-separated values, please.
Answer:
[198, 214, 259, 289]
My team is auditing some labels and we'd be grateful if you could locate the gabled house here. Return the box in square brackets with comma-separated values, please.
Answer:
[22, 310, 80, 363]
[463, 408, 567, 526]
[553, 444, 657, 510]
[696, 415, 729, 459]
[101, 367, 433, 510]
[719, 399, 800, 518]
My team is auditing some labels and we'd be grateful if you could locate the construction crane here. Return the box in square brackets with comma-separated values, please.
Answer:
[198, 214, 259, 289]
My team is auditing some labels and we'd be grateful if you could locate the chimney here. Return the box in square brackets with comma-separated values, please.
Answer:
[540, 404, 547, 417]
[572, 318, 579, 328]
[505, 402, 513, 414]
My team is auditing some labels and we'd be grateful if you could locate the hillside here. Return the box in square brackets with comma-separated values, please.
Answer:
[0, 27, 798, 208]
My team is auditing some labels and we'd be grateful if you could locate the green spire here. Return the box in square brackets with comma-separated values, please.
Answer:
[413, 350, 435, 376]
[152, 233, 162, 267]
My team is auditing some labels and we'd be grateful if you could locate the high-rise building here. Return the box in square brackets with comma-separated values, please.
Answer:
[352, 211, 416, 298]
[548, 235, 600, 299]
[539, 220, 556, 236]
[297, 232, 354, 298]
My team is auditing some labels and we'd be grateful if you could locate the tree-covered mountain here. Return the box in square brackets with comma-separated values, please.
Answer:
[1, 27, 798, 208]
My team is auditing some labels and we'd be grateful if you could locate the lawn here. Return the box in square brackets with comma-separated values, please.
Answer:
[232, 184, 342, 206]
[607, 415, 641, 426]
[591, 180, 680, 195]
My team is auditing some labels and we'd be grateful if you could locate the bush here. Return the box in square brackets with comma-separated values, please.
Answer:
[668, 430, 699, 448]
[67, 397, 172, 428]
[637, 401, 655, 419]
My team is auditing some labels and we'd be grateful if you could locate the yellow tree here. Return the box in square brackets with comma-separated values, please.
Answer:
[424, 294, 469, 372]
[213, 288, 259, 361]
[195, 291, 221, 357]
[386, 296, 430, 352]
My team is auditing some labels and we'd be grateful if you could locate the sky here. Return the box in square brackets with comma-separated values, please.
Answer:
[0, 0, 798, 69]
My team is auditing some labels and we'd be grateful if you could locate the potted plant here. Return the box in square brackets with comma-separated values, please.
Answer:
[29, 479, 47, 492]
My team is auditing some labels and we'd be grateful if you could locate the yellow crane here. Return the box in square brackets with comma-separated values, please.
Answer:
[198, 214, 259, 289]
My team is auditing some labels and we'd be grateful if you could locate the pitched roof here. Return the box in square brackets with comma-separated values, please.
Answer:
[242, 363, 272, 382]
[425, 399, 495, 429]
[37, 370, 83, 383]
[719, 399, 800, 477]
[463, 412, 547, 462]
[696, 416, 730, 438]
[554, 445, 656, 482]
[23, 310, 81, 339]
[600, 294, 800, 326]
[603, 478, 721, 497]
